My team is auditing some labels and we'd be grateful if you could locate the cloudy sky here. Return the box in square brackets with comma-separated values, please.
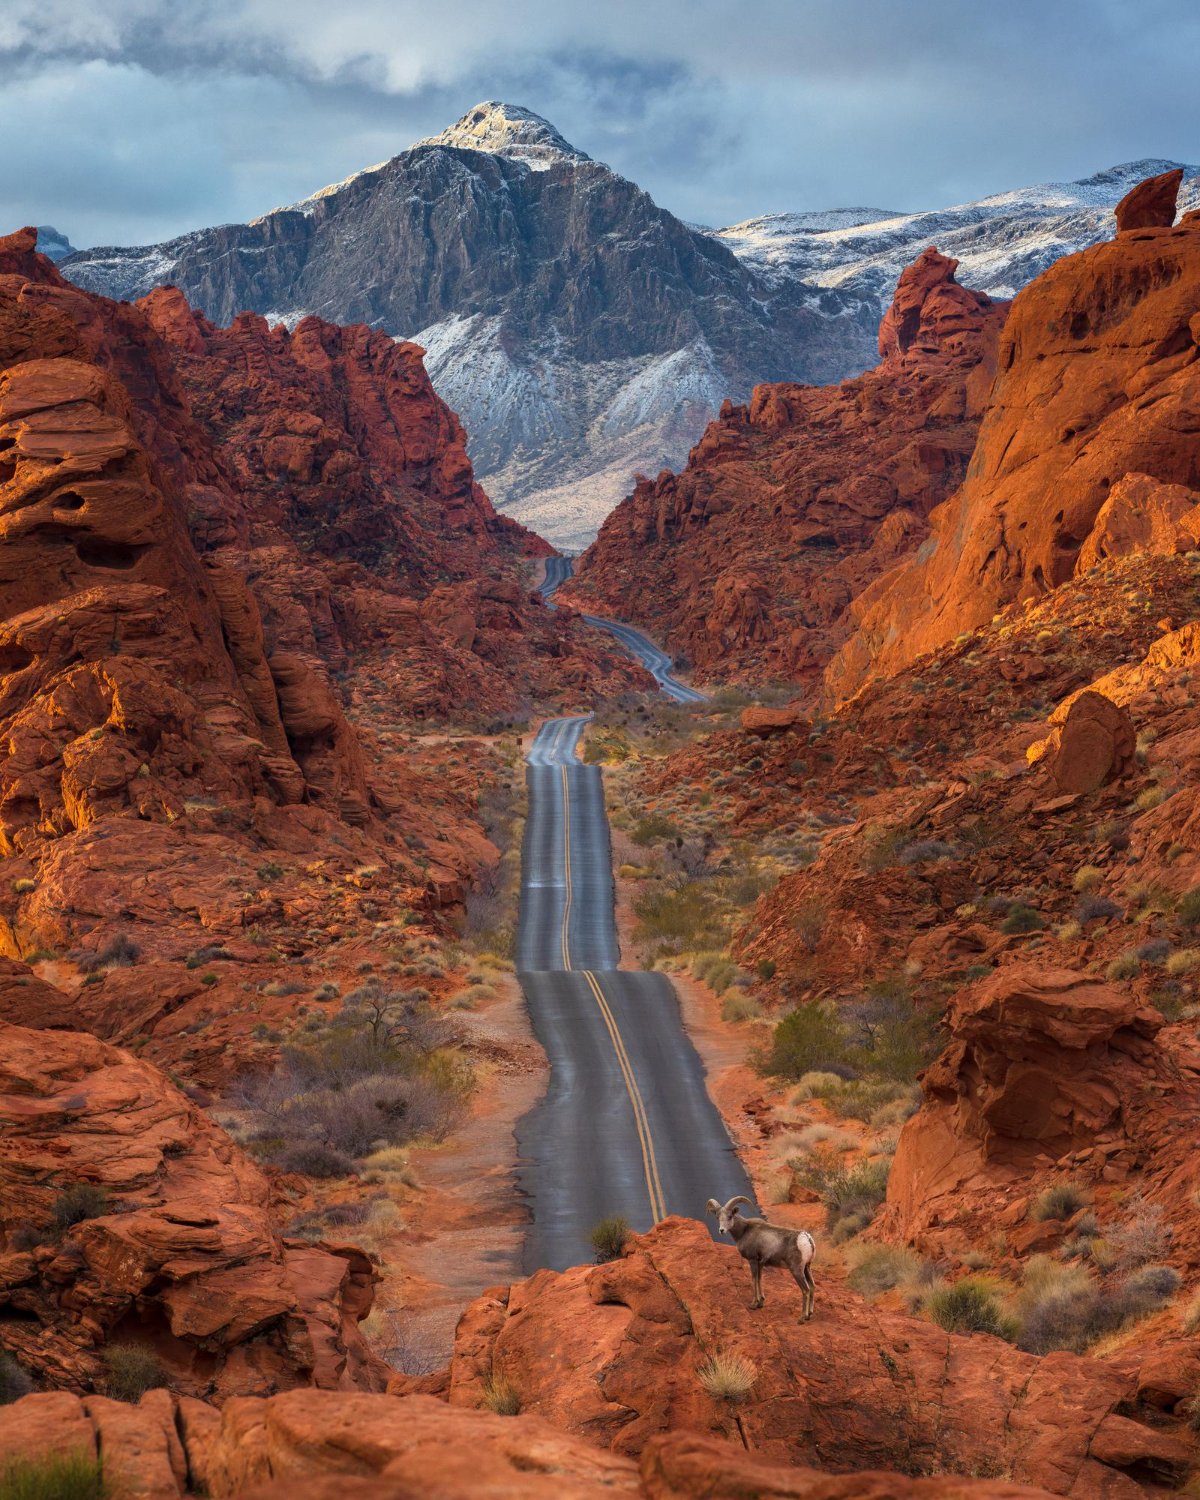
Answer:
[4, 0, 1199, 249]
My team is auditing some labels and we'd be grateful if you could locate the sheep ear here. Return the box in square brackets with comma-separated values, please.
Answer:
[705, 1198, 720, 1215]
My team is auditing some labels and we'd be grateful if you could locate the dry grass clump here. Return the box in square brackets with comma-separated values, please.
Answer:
[844, 1242, 927, 1298]
[697, 1350, 757, 1403]
[481, 1375, 521, 1416]
[1029, 1181, 1090, 1222]
[0, 1454, 108, 1500]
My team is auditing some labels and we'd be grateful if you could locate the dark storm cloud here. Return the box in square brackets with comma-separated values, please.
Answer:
[3, 0, 1198, 247]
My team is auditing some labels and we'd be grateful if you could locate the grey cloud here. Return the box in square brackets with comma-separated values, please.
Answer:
[2, 1, 1198, 248]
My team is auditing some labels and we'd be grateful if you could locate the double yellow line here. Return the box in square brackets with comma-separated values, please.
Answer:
[558, 735, 665, 1224]
[581, 969, 666, 1224]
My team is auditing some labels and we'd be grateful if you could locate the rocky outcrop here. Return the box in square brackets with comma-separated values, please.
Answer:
[739, 704, 810, 738]
[443, 1218, 1189, 1495]
[1115, 167, 1184, 232]
[1025, 689, 1137, 794]
[567, 249, 1007, 685]
[0, 1387, 1062, 1499]
[0, 1015, 386, 1396]
[882, 964, 1200, 1264]
[830, 171, 1200, 700]
[1077, 471, 1200, 571]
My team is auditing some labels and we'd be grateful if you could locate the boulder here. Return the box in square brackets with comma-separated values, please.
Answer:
[1025, 689, 1136, 793]
[1114, 167, 1183, 232]
[740, 704, 811, 738]
[1077, 471, 1200, 572]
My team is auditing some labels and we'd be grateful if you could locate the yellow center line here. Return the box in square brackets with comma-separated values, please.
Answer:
[560, 760, 573, 971]
[582, 969, 666, 1224]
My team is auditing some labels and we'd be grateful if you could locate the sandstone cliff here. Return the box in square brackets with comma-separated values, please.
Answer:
[567, 248, 1007, 686]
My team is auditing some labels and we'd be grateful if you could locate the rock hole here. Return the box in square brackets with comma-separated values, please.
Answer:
[75, 537, 149, 570]
[54, 490, 86, 512]
[1069, 311, 1089, 339]
[0, 642, 34, 673]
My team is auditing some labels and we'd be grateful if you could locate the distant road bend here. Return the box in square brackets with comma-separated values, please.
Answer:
[518, 558, 751, 1271]
[536, 554, 706, 705]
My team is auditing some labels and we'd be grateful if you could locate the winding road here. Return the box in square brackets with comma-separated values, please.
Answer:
[517, 560, 752, 1271]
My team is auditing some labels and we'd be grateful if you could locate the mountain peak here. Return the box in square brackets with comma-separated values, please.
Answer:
[417, 102, 589, 169]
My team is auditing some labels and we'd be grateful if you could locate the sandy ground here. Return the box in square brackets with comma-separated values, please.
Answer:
[380, 973, 547, 1364]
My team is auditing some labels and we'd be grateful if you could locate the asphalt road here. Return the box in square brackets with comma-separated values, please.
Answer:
[516, 698, 754, 1272]
[536, 553, 707, 704]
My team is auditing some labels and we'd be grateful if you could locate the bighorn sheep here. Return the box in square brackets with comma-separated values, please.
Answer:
[706, 1196, 816, 1318]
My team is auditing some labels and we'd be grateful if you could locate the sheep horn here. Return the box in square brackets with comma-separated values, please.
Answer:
[723, 1196, 753, 1215]
[705, 1198, 721, 1216]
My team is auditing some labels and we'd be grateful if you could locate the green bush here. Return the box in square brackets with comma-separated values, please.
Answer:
[0, 1454, 108, 1500]
[758, 1002, 852, 1081]
[1030, 1181, 1089, 1222]
[756, 958, 777, 981]
[1000, 904, 1043, 935]
[794, 1155, 890, 1239]
[51, 1183, 111, 1231]
[630, 812, 679, 847]
[589, 1215, 630, 1262]
[721, 993, 762, 1023]
[925, 1277, 1014, 1339]
[1178, 886, 1200, 929]
[102, 1343, 166, 1403]
[845, 1243, 925, 1298]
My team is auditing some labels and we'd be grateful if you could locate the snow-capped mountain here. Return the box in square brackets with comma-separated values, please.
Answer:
[61, 102, 877, 550]
[712, 160, 1200, 310]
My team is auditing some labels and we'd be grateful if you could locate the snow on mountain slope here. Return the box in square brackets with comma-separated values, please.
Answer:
[62, 102, 878, 550]
[715, 159, 1200, 308]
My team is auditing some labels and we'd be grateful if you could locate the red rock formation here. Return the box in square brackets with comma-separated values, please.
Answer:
[444, 1218, 1190, 1494]
[1025, 689, 1137, 794]
[0, 1387, 1061, 1499]
[739, 704, 810, 738]
[566, 249, 1007, 686]
[882, 964, 1200, 1270]
[1114, 167, 1184, 232]
[830, 172, 1200, 701]
[0, 1012, 387, 1396]
[1077, 471, 1200, 571]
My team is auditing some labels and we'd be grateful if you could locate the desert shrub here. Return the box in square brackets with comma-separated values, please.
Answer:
[257, 861, 285, 881]
[845, 1243, 924, 1298]
[1030, 1181, 1090, 1222]
[103, 1343, 166, 1402]
[697, 1351, 757, 1403]
[11, 878, 37, 895]
[756, 958, 777, 981]
[1076, 895, 1121, 924]
[1072, 866, 1104, 894]
[481, 1376, 521, 1416]
[795, 1154, 890, 1239]
[1001, 904, 1042, 935]
[1178, 886, 1200, 929]
[1018, 1263, 1177, 1354]
[898, 839, 957, 865]
[272, 1142, 355, 1178]
[721, 993, 762, 1023]
[925, 1277, 1013, 1339]
[758, 1003, 852, 1081]
[589, 1215, 629, 1262]
[846, 989, 940, 1081]
[630, 812, 679, 846]
[1167, 949, 1200, 977]
[1181, 1291, 1200, 1335]
[832, 1079, 916, 1123]
[789, 1071, 846, 1102]
[0, 1350, 33, 1405]
[1106, 951, 1141, 981]
[51, 1183, 111, 1231]
[1110, 1201, 1173, 1267]
[0, 1453, 108, 1500]
[76, 933, 140, 973]
[791, 899, 827, 953]
[1135, 938, 1171, 965]
[633, 880, 724, 952]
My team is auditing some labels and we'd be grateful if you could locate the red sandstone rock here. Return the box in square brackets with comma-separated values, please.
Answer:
[0, 1012, 387, 1396]
[1114, 167, 1183, 232]
[566, 248, 1007, 686]
[1025, 689, 1136, 793]
[444, 1218, 1186, 1495]
[1077, 471, 1200, 571]
[739, 704, 810, 738]
[830, 174, 1200, 700]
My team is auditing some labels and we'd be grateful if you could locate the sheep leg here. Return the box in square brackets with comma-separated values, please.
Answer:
[750, 1259, 764, 1309]
[787, 1260, 811, 1319]
[802, 1263, 815, 1321]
